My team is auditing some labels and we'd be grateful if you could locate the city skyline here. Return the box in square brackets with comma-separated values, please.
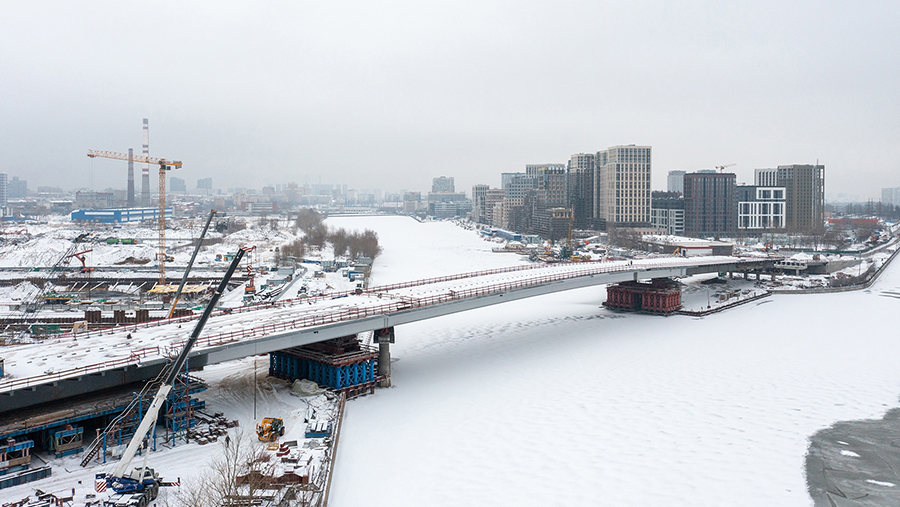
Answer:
[2, 2, 898, 201]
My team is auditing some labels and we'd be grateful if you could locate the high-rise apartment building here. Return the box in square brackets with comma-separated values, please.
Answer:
[881, 187, 900, 207]
[471, 184, 489, 222]
[504, 173, 537, 204]
[500, 173, 522, 191]
[0, 173, 7, 208]
[526, 164, 567, 208]
[594, 145, 652, 228]
[666, 170, 686, 194]
[683, 171, 737, 238]
[568, 153, 595, 229]
[754, 168, 777, 187]
[170, 177, 186, 193]
[8, 176, 26, 199]
[432, 176, 455, 193]
[483, 188, 506, 227]
[197, 177, 213, 196]
[776, 164, 824, 233]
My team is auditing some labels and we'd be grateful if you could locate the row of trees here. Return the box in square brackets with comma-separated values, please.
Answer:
[278, 208, 381, 264]
[328, 228, 381, 260]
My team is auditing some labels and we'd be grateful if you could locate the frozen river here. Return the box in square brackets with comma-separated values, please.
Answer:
[326, 216, 900, 507]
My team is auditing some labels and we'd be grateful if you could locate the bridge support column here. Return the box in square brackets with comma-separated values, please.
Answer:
[378, 343, 391, 387]
[375, 327, 395, 387]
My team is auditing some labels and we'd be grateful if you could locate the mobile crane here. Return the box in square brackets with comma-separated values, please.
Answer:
[97, 246, 252, 507]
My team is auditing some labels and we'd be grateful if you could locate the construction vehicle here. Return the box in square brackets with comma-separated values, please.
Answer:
[245, 265, 256, 295]
[557, 207, 576, 260]
[256, 418, 285, 442]
[95, 247, 251, 507]
[88, 150, 182, 285]
[66, 249, 94, 273]
[72, 232, 92, 243]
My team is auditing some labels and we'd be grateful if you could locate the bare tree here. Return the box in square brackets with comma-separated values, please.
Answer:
[347, 229, 381, 260]
[328, 228, 350, 257]
[823, 229, 844, 250]
[294, 208, 323, 234]
[162, 430, 277, 507]
[281, 239, 306, 264]
[305, 224, 328, 249]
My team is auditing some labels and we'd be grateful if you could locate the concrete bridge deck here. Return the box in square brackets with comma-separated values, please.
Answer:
[0, 256, 773, 412]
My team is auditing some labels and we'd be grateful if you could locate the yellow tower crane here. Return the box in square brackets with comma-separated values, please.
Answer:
[87, 150, 182, 285]
[716, 163, 736, 173]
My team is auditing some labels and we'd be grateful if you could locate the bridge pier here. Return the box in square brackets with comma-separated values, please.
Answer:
[375, 327, 395, 388]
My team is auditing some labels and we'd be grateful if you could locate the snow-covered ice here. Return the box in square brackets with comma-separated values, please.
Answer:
[325, 216, 900, 507]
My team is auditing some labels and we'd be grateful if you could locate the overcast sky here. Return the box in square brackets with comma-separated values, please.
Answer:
[2, 1, 898, 201]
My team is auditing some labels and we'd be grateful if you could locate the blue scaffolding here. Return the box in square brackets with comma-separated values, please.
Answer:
[269, 342, 379, 392]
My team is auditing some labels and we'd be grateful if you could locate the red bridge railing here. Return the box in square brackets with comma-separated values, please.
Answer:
[1, 257, 757, 392]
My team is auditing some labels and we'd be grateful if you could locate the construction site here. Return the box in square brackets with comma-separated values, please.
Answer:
[0, 121, 381, 507]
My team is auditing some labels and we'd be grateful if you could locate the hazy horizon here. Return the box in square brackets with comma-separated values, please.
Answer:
[2, 2, 898, 201]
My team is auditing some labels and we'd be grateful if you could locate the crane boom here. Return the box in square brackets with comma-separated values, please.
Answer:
[167, 210, 217, 319]
[111, 246, 250, 479]
[87, 150, 182, 169]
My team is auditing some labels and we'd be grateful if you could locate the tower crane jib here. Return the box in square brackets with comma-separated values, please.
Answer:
[87, 150, 182, 285]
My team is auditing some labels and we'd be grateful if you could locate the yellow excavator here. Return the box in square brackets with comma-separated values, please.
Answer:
[256, 418, 285, 442]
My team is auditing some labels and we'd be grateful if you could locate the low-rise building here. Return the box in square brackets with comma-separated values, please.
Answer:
[71, 207, 173, 223]
[641, 235, 734, 256]
[650, 191, 684, 235]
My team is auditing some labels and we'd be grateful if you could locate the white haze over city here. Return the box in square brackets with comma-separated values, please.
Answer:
[2, 2, 900, 199]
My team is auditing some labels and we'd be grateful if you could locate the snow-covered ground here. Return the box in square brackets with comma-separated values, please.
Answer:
[326, 216, 900, 507]
[0, 357, 338, 506]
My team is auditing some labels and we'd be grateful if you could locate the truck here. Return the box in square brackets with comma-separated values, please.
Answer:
[100, 468, 160, 507]
[96, 246, 251, 507]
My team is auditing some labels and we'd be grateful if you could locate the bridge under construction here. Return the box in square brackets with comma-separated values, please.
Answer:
[0, 256, 774, 415]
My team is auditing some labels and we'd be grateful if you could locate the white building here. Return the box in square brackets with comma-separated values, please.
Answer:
[651, 207, 684, 235]
[594, 145, 652, 227]
[666, 170, 685, 194]
[737, 185, 786, 230]
[432, 176, 455, 193]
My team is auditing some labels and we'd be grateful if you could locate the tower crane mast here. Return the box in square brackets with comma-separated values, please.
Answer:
[88, 150, 182, 285]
